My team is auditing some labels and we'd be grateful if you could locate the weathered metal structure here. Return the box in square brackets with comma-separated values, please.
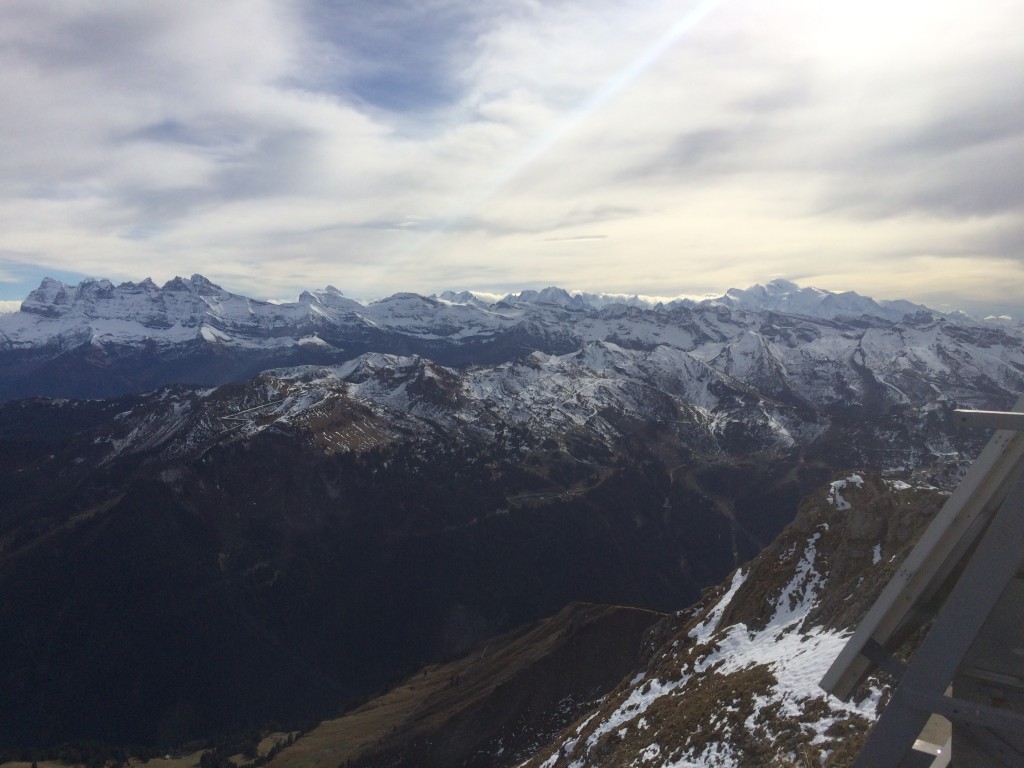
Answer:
[821, 397, 1024, 767]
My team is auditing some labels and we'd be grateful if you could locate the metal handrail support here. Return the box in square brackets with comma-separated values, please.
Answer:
[821, 397, 1024, 701]
[852, 469, 1024, 766]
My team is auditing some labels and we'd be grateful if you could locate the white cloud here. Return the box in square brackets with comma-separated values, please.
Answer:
[0, 0, 1021, 316]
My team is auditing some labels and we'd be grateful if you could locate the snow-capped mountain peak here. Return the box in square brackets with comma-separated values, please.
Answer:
[2, 274, 1022, 411]
[501, 286, 579, 308]
[697, 279, 929, 322]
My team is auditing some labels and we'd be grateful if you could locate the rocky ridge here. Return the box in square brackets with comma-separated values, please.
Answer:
[12, 320, 1019, 485]
[230, 473, 946, 768]
[1, 275, 1021, 406]
[519, 473, 945, 768]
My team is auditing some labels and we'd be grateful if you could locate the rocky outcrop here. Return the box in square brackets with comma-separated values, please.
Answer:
[521, 474, 943, 768]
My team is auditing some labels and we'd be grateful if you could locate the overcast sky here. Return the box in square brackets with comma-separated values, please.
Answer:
[1, 0, 1021, 316]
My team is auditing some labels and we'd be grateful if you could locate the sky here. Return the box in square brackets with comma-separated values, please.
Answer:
[0, 0, 1022, 317]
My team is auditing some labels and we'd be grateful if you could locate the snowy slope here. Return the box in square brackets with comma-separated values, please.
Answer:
[1, 275, 525, 351]
[3, 274, 1018, 354]
[521, 474, 944, 768]
[75, 343, 797, 467]
[2, 276, 1021, 469]
[681, 278, 930, 322]
[57, 333, 1004, 523]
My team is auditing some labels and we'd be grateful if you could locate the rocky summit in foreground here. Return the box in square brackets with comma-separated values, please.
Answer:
[519, 473, 944, 767]
[254, 473, 943, 768]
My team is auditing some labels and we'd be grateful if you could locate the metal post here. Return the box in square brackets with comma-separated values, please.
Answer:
[852, 471, 1024, 766]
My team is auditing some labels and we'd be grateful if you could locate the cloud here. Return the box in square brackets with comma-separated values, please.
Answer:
[299, 0, 491, 117]
[815, 68, 1024, 220]
[0, 0, 1021, 318]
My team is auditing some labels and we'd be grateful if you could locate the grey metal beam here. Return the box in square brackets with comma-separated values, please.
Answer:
[958, 665, 1024, 692]
[821, 398, 1024, 701]
[898, 752, 937, 768]
[852, 471, 1024, 767]
[860, 637, 909, 680]
[953, 723, 1022, 768]
[902, 690, 1024, 737]
[954, 410, 1024, 432]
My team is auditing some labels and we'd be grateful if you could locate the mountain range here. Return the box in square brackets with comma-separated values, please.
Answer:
[0, 275, 1021, 763]
[2, 274, 1017, 403]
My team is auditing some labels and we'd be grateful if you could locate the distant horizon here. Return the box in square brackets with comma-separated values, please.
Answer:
[1, 270, 1018, 322]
